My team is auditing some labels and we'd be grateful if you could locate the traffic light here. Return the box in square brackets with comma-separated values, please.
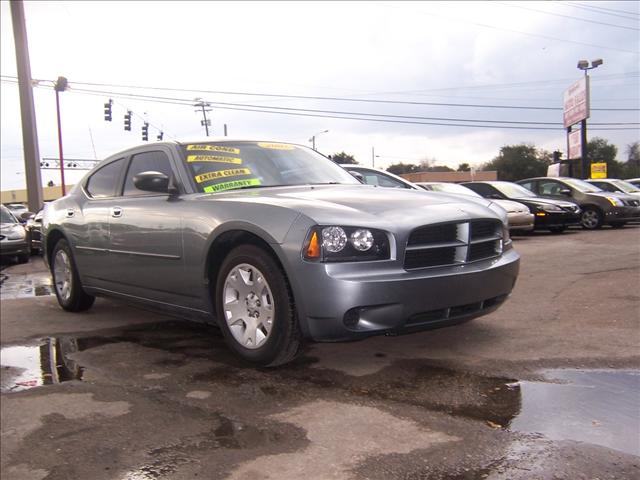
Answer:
[104, 99, 112, 121]
[157, 131, 164, 141]
[142, 122, 149, 141]
[124, 111, 132, 131]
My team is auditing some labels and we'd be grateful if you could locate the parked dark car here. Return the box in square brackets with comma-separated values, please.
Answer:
[0, 204, 30, 263]
[416, 181, 534, 232]
[462, 181, 581, 233]
[517, 177, 640, 229]
[43, 140, 520, 366]
[586, 179, 640, 199]
[25, 209, 44, 254]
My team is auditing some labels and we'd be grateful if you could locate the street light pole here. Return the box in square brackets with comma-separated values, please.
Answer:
[577, 58, 603, 179]
[54, 76, 68, 196]
[309, 129, 328, 151]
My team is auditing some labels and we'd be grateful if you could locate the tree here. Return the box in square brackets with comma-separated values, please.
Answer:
[457, 163, 470, 172]
[626, 142, 640, 166]
[387, 162, 419, 175]
[480, 144, 552, 181]
[330, 152, 358, 164]
[586, 137, 624, 178]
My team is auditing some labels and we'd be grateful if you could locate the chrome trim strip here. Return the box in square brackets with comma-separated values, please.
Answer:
[76, 245, 180, 259]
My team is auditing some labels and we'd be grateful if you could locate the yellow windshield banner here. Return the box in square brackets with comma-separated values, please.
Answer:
[187, 155, 242, 165]
[257, 142, 295, 150]
[204, 178, 262, 193]
[195, 168, 252, 183]
[186, 144, 241, 155]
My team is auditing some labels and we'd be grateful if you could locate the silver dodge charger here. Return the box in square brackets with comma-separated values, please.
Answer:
[43, 140, 520, 366]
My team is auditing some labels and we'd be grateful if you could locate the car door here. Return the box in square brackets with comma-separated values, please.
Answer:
[106, 147, 187, 305]
[71, 158, 127, 287]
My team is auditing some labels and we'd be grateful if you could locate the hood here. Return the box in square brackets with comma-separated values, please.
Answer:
[196, 184, 503, 229]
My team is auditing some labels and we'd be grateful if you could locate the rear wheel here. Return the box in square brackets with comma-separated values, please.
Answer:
[51, 239, 95, 312]
[581, 208, 603, 230]
[215, 244, 302, 366]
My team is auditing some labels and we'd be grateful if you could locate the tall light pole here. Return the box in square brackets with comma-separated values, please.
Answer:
[54, 76, 69, 196]
[309, 129, 328, 151]
[577, 58, 603, 179]
[194, 98, 212, 136]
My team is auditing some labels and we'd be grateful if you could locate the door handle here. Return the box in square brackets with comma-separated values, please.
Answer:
[111, 207, 123, 218]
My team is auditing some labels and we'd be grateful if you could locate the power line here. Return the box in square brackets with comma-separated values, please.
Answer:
[15, 76, 639, 112]
[496, 1, 640, 31]
[561, 2, 640, 21]
[62, 86, 639, 132]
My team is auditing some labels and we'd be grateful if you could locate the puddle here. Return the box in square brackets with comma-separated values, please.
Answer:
[1, 338, 83, 392]
[509, 369, 640, 456]
[0, 321, 224, 393]
[0, 271, 54, 299]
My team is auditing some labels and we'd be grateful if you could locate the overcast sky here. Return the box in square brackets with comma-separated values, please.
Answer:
[1, 1, 639, 191]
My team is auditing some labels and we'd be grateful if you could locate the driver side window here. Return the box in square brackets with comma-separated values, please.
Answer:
[539, 180, 563, 196]
[123, 151, 174, 196]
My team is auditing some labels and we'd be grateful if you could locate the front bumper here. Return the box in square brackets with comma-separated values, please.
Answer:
[533, 211, 580, 229]
[293, 249, 520, 341]
[507, 212, 534, 231]
[0, 239, 29, 257]
[604, 206, 640, 224]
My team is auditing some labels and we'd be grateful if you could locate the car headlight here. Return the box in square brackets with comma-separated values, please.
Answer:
[304, 226, 390, 262]
[5, 226, 26, 240]
[541, 204, 563, 212]
[605, 196, 624, 207]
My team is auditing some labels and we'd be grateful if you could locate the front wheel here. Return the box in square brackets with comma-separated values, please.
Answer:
[581, 208, 603, 230]
[215, 245, 302, 366]
[51, 238, 95, 312]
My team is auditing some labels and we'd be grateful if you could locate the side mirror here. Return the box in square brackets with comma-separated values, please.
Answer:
[133, 171, 179, 195]
[348, 170, 365, 183]
[559, 188, 572, 196]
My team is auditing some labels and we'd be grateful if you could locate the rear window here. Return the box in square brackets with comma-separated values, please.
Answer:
[180, 142, 358, 193]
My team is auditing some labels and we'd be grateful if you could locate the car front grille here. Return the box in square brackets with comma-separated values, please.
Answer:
[624, 199, 640, 207]
[404, 219, 503, 270]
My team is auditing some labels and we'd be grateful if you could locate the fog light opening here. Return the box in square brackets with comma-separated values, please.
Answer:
[343, 308, 361, 328]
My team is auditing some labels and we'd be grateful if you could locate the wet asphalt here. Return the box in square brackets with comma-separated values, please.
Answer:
[1, 225, 639, 480]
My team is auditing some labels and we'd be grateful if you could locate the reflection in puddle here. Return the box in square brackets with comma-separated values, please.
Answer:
[1, 338, 83, 392]
[0, 271, 54, 299]
[509, 369, 640, 456]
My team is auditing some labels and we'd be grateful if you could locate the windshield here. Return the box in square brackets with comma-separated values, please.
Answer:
[493, 182, 537, 198]
[180, 141, 359, 193]
[563, 178, 603, 193]
[612, 180, 640, 193]
[426, 183, 482, 198]
[1, 205, 18, 224]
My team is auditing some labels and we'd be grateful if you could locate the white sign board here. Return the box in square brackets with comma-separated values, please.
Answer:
[547, 163, 561, 177]
[563, 77, 590, 128]
[568, 129, 582, 159]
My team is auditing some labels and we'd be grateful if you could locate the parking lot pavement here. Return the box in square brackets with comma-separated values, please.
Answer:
[1, 226, 639, 480]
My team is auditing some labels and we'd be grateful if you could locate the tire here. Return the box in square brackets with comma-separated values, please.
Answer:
[581, 208, 603, 230]
[51, 238, 95, 312]
[17, 253, 30, 264]
[215, 244, 302, 367]
[610, 222, 626, 229]
[548, 226, 566, 234]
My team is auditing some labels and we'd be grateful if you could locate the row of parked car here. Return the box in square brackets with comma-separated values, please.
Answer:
[342, 165, 640, 232]
[2, 139, 638, 366]
[0, 203, 43, 263]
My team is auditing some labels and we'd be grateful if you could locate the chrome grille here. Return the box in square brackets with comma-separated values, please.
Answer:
[404, 219, 503, 270]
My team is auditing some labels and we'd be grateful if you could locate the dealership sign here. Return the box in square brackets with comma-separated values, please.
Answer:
[563, 77, 590, 128]
[568, 129, 582, 159]
[591, 162, 607, 179]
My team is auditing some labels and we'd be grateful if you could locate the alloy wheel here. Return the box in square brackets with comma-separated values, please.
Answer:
[53, 249, 72, 302]
[223, 263, 274, 349]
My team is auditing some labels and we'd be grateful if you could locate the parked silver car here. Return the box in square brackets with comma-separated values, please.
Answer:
[1, 204, 30, 263]
[44, 140, 520, 366]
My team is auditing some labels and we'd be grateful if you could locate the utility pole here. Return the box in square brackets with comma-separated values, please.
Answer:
[372, 147, 375, 168]
[54, 76, 68, 195]
[194, 98, 212, 136]
[10, 0, 43, 211]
